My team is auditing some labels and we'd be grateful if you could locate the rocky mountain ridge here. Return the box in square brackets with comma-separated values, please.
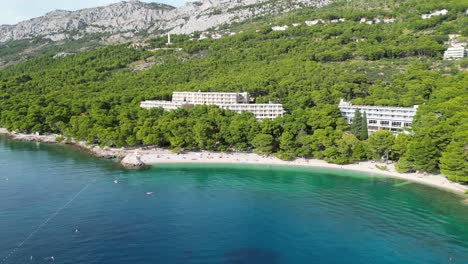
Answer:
[0, 0, 332, 43]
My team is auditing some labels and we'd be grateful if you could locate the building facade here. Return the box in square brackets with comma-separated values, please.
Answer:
[219, 103, 285, 120]
[141, 91, 285, 120]
[171, 91, 249, 104]
[140, 100, 183, 111]
[443, 47, 467, 60]
[338, 99, 419, 134]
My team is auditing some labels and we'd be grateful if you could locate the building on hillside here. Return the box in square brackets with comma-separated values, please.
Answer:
[199, 33, 209, 40]
[129, 42, 150, 49]
[171, 91, 250, 105]
[272, 25, 289, 31]
[212, 33, 223, 39]
[218, 103, 285, 120]
[443, 47, 467, 60]
[421, 9, 448, 19]
[305, 19, 325, 26]
[140, 100, 183, 111]
[338, 99, 419, 134]
[421, 14, 431, 19]
[141, 91, 285, 120]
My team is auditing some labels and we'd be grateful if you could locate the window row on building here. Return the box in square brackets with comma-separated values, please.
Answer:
[443, 47, 467, 60]
[141, 92, 285, 120]
[171, 91, 250, 105]
[338, 99, 419, 134]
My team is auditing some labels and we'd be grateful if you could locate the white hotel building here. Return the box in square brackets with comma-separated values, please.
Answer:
[338, 99, 419, 134]
[443, 47, 467, 60]
[141, 91, 285, 120]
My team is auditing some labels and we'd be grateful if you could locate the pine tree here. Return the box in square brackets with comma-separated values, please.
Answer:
[440, 130, 468, 183]
[405, 137, 439, 173]
[351, 109, 362, 139]
[361, 111, 368, 140]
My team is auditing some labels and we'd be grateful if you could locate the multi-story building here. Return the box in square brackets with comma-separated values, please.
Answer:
[443, 47, 467, 60]
[421, 9, 448, 19]
[219, 103, 285, 120]
[338, 99, 419, 134]
[171, 91, 249, 104]
[140, 100, 183, 111]
[141, 91, 285, 120]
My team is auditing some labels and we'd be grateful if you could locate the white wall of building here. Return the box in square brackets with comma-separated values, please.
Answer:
[443, 47, 467, 60]
[220, 104, 285, 120]
[338, 99, 418, 134]
[172, 91, 249, 105]
[140, 100, 183, 111]
[141, 92, 284, 120]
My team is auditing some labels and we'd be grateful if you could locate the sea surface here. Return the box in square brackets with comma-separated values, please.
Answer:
[0, 136, 467, 264]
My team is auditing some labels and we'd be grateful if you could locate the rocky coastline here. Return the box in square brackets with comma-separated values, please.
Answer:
[0, 128, 137, 168]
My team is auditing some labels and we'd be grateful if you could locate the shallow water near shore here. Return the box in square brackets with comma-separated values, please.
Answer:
[0, 136, 467, 264]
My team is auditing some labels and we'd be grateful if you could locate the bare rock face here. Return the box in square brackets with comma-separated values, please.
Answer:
[166, 0, 331, 35]
[121, 153, 149, 169]
[0, 0, 332, 43]
[0, 1, 174, 42]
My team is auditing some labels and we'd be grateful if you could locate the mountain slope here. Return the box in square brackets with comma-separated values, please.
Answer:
[0, 0, 333, 68]
[0, 0, 332, 43]
[0, 1, 174, 43]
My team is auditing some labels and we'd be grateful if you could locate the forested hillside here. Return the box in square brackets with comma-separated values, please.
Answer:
[0, 0, 467, 182]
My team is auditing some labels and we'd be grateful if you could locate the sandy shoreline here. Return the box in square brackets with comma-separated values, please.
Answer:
[1, 128, 467, 195]
[123, 149, 467, 195]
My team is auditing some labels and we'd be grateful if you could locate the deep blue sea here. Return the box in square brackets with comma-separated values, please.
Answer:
[0, 136, 467, 264]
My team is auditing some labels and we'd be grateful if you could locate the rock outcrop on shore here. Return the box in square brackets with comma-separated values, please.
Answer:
[0, 128, 142, 168]
[8, 132, 58, 143]
[121, 153, 149, 169]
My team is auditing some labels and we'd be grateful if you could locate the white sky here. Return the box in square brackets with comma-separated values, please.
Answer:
[0, 0, 189, 25]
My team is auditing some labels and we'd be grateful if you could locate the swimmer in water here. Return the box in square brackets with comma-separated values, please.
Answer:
[113, 179, 118, 184]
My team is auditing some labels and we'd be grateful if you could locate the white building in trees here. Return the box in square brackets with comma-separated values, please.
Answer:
[141, 91, 285, 120]
[338, 99, 419, 134]
[443, 47, 467, 60]
[421, 9, 448, 19]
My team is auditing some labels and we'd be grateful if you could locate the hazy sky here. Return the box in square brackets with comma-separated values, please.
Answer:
[0, 0, 189, 25]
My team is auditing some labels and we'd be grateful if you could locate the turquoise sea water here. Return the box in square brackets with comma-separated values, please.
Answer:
[0, 136, 467, 264]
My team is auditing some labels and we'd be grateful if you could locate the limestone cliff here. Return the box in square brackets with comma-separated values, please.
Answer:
[0, 0, 332, 43]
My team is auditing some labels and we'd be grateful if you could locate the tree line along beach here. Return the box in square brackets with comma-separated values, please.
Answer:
[1, 128, 466, 197]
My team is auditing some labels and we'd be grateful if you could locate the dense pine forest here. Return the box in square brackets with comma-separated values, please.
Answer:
[0, 0, 467, 182]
